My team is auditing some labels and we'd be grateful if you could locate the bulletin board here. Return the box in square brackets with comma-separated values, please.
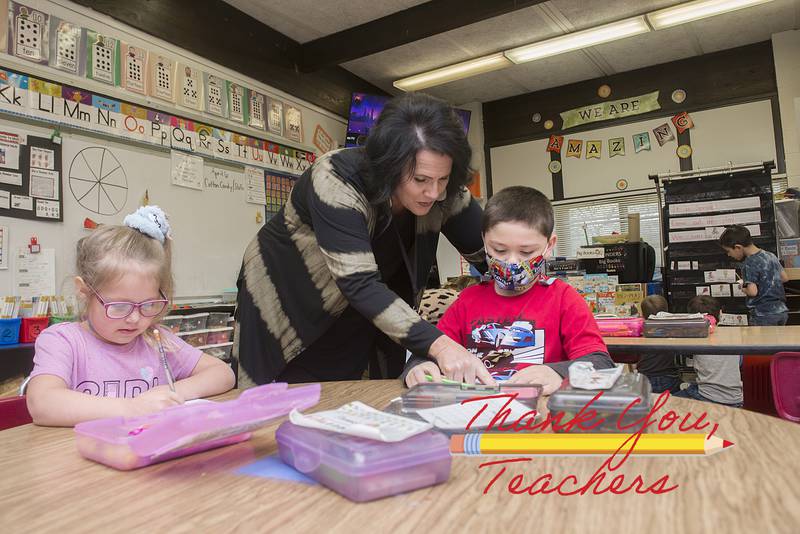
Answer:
[0, 117, 271, 297]
[0, 131, 63, 222]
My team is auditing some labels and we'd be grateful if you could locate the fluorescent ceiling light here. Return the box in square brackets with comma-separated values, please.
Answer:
[504, 16, 650, 64]
[647, 0, 776, 30]
[393, 53, 511, 91]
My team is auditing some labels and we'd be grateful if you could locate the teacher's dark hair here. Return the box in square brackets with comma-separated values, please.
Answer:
[364, 93, 472, 205]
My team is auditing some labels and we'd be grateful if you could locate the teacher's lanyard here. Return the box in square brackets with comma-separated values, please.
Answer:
[393, 219, 418, 303]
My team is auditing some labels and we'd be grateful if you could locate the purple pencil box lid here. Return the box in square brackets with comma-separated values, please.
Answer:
[74, 383, 320, 470]
[276, 421, 451, 502]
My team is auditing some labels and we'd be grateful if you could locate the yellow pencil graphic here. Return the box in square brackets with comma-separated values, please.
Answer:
[451, 433, 733, 456]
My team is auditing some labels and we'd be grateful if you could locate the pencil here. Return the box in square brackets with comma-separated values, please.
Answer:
[451, 433, 733, 456]
[152, 329, 176, 393]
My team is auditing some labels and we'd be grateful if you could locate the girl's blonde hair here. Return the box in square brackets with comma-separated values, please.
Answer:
[75, 224, 174, 325]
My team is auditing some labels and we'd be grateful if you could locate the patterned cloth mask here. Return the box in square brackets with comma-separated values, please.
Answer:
[487, 253, 548, 292]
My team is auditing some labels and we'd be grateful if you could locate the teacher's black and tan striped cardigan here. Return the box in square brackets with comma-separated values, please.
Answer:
[233, 147, 485, 385]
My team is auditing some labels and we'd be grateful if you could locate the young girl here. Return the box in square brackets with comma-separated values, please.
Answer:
[26, 206, 235, 426]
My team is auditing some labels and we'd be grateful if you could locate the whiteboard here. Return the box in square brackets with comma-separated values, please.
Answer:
[0, 116, 302, 298]
[490, 100, 778, 198]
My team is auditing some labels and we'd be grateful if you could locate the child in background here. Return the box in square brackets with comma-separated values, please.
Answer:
[637, 295, 681, 394]
[403, 186, 614, 394]
[674, 296, 743, 407]
[720, 224, 789, 326]
[26, 206, 235, 426]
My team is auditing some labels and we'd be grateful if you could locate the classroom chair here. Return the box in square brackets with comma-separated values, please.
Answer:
[770, 352, 800, 423]
[0, 396, 32, 431]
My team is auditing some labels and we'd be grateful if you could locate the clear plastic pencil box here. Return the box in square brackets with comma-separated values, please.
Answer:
[74, 383, 320, 470]
[547, 372, 652, 433]
[384, 383, 542, 434]
[276, 421, 451, 502]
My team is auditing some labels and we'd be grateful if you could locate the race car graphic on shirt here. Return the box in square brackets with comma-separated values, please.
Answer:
[469, 320, 545, 380]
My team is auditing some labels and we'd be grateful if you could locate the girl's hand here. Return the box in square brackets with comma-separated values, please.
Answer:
[129, 386, 184, 416]
[405, 361, 442, 388]
[506, 365, 563, 394]
[429, 335, 495, 385]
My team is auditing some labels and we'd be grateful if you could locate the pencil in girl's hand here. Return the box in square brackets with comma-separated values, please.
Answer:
[153, 328, 176, 393]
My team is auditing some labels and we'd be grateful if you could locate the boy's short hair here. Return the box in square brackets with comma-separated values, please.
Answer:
[687, 295, 722, 321]
[482, 186, 554, 237]
[719, 224, 754, 248]
[641, 294, 668, 318]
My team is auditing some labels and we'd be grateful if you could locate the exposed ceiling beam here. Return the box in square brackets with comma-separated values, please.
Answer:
[299, 0, 550, 72]
[71, 0, 388, 117]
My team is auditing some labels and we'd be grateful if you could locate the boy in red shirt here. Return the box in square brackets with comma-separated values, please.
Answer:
[403, 186, 613, 394]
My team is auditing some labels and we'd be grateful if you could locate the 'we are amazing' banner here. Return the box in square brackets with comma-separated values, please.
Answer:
[0, 68, 315, 176]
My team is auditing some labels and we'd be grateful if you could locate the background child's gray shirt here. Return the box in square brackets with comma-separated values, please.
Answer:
[742, 250, 787, 316]
[693, 354, 743, 405]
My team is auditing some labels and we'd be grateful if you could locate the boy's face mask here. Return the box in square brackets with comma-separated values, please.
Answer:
[487, 252, 548, 292]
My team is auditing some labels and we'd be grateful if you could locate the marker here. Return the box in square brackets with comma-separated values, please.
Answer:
[153, 329, 176, 393]
[450, 433, 734, 456]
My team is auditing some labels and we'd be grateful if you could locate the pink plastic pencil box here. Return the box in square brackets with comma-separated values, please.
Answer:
[74, 383, 320, 470]
[276, 421, 451, 502]
[596, 317, 644, 337]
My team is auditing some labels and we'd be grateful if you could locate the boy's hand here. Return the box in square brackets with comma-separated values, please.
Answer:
[429, 335, 495, 385]
[129, 386, 184, 416]
[506, 365, 563, 394]
[405, 361, 441, 388]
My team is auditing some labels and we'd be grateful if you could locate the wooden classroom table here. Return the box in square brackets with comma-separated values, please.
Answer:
[1, 380, 799, 533]
[604, 325, 800, 355]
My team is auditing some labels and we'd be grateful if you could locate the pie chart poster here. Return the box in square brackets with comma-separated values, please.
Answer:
[0, 134, 63, 222]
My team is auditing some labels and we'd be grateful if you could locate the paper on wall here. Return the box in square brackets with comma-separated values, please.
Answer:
[14, 248, 56, 299]
[0, 131, 21, 170]
[0, 170, 22, 186]
[11, 194, 33, 210]
[710, 284, 732, 297]
[170, 150, 204, 190]
[29, 168, 60, 200]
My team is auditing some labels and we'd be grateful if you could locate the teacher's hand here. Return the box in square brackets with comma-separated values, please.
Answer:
[429, 335, 496, 385]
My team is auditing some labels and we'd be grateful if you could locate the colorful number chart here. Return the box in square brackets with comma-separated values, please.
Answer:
[264, 172, 296, 215]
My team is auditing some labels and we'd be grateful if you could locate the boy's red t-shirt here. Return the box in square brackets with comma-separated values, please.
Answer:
[437, 280, 608, 380]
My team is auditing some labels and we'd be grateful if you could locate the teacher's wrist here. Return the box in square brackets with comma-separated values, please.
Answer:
[428, 334, 452, 361]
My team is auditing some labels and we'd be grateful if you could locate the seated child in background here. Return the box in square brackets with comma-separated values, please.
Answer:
[720, 224, 789, 326]
[637, 295, 681, 394]
[26, 206, 235, 427]
[403, 186, 614, 394]
[674, 296, 743, 407]
[418, 275, 481, 326]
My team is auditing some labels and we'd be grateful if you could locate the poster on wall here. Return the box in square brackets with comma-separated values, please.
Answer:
[86, 31, 120, 85]
[248, 91, 266, 130]
[204, 73, 229, 117]
[49, 19, 84, 75]
[268, 98, 284, 137]
[121, 43, 148, 95]
[177, 63, 204, 111]
[148, 52, 176, 103]
[285, 104, 303, 143]
[10, 2, 50, 64]
[312, 125, 334, 154]
[228, 82, 248, 124]
[0, 0, 8, 53]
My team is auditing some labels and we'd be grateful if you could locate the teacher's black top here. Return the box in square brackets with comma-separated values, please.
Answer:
[233, 147, 485, 384]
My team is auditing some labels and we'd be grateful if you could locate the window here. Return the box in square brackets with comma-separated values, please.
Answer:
[553, 192, 662, 265]
[552, 176, 787, 267]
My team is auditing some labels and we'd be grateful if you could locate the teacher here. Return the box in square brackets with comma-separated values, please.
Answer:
[234, 93, 492, 386]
